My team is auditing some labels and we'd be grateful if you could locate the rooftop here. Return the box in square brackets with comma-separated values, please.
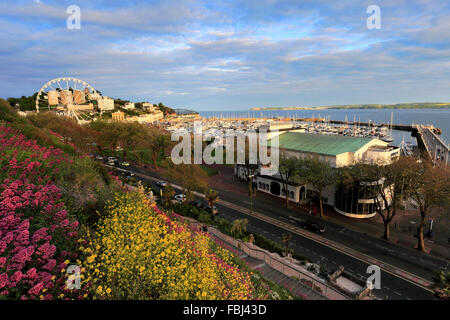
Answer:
[268, 132, 374, 156]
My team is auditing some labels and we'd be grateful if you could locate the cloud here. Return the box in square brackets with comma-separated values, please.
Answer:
[0, 0, 449, 110]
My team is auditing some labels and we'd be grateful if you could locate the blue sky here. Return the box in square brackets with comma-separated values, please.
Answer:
[1, 0, 449, 111]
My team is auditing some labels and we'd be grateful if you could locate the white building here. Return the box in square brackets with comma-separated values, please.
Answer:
[97, 96, 115, 111]
[142, 102, 155, 112]
[124, 102, 135, 110]
[236, 132, 400, 218]
[127, 111, 164, 124]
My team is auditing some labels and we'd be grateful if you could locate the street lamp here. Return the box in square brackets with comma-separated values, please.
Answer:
[248, 174, 255, 213]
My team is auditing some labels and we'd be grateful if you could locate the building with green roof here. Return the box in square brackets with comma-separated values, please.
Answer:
[235, 131, 400, 218]
[267, 132, 396, 168]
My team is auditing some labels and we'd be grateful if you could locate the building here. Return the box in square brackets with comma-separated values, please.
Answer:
[88, 91, 101, 100]
[126, 111, 164, 124]
[142, 102, 155, 112]
[124, 102, 135, 110]
[112, 111, 125, 121]
[98, 96, 115, 111]
[236, 132, 400, 218]
[267, 132, 399, 168]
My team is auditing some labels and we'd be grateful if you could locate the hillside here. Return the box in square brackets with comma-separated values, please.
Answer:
[0, 99, 291, 300]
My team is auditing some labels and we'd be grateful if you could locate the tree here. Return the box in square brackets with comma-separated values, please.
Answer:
[343, 159, 409, 241]
[281, 233, 292, 257]
[205, 188, 219, 208]
[403, 158, 450, 252]
[161, 184, 175, 207]
[302, 157, 336, 218]
[279, 153, 301, 208]
[150, 133, 171, 168]
[179, 165, 198, 202]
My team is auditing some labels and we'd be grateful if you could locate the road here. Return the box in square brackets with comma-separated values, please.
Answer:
[101, 158, 444, 300]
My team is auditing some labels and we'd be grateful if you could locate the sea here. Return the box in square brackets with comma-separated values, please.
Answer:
[197, 108, 450, 147]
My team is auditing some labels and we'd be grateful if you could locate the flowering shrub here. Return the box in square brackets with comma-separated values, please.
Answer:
[81, 188, 256, 300]
[0, 125, 81, 299]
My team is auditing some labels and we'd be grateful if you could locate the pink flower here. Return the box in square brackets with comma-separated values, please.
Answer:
[0, 273, 9, 289]
[9, 271, 22, 286]
[32, 228, 48, 243]
[28, 282, 44, 296]
[26, 268, 37, 280]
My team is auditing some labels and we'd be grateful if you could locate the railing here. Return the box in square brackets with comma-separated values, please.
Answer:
[181, 216, 351, 300]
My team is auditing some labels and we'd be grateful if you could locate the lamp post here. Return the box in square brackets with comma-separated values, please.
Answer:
[248, 174, 255, 213]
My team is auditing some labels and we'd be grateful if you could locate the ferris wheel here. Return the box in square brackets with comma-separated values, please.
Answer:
[35, 77, 100, 119]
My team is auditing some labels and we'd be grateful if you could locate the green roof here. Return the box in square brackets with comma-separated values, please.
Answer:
[268, 132, 374, 156]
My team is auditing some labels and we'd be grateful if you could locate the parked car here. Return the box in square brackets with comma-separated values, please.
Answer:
[156, 181, 167, 187]
[121, 161, 130, 167]
[108, 156, 117, 162]
[107, 159, 116, 166]
[174, 194, 186, 203]
[300, 221, 325, 234]
[96, 155, 104, 160]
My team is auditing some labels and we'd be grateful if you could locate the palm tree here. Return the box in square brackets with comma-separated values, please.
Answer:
[205, 188, 219, 208]
[282, 233, 292, 257]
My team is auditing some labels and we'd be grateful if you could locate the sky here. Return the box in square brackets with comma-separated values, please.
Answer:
[0, 0, 449, 111]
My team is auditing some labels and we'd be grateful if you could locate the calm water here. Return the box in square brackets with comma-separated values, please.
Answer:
[198, 108, 450, 147]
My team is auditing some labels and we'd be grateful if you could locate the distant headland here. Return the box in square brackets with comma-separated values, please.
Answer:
[250, 102, 450, 111]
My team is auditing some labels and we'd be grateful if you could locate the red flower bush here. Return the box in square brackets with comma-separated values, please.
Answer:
[0, 125, 80, 299]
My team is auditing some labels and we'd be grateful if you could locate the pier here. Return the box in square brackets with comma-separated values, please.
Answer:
[413, 124, 449, 165]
